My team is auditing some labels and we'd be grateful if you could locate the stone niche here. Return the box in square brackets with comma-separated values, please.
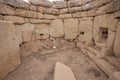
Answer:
[0, 20, 20, 79]
[94, 14, 118, 46]
[99, 27, 108, 43]
[78, 17, 93, 44]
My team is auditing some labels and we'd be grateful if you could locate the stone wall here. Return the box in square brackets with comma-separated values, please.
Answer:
[0, 0, 120, 79]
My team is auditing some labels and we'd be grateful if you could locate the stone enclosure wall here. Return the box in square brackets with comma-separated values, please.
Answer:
[0, 0, 120, 79]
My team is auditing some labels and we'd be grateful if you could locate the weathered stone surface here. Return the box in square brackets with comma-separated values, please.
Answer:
[82, 0, 113, 11]
[50, 19, 64, 37]
[64, 18, 78, 40]
[58, 14, 72, 19]
[107, 30, 115, 49]
[52, 1, 67, 9]
[59, 8, 68, 14]
[0, 3, 15, 15]
[106, 0, 120, 13]
[95, 59, 116, 76]
[29, 0, 52, 7]
[114, 22, 120, 57]
[24, 18, 29, 23]
[72, 12, 87, 18]
[4, 16, 25, 24]
[68, 0, 82, 7]
[34, 24, 49, 40]
[37, 6, 45, 13]
[78, 17, 93, 42]
[29, 19, 51, 24]
[112, 11, 120, 18]
[0, 0, 30, 9]
[15, 9, 43, 19]
[0, 15, 3, 20]
[15, 25, 22, 44]
[15, 9, 27, 17]
[0, 20, 20, 79]
[43, 8, 59, 15]
[44, 14, 57, 19]
[21, 23, 34, 42]
[30, 5, 37, 11]
[54, 62, 76, 80]
[69, 7, 81, 13]
[94, 14, 118, 43]
[109, 72, 120, 80]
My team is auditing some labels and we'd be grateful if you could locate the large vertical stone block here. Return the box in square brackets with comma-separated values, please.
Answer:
[64, 18, 79, 40]
[21, 23, 34, 42]
[15, 25, 22, 44]
[34, 24, 49, 40]
[50, 19, 64, 38]
[78, 17, 93, 42]
[114, 22, 120, 57]
[0, 20, 20, 79]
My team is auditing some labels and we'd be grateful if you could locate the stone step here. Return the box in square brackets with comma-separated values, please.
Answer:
[106, 56, 120, 71]
[86, 50, 95, 61]
[96, 43, 107, 49]
[87, 46, 101, 56]
[39, 48, 59, 55]
[95, 59, 117, 76]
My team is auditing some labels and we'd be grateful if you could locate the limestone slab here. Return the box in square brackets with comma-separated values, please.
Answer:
[4, 16, 25, 24]
[54, 62, 76, 80]
[21, 23, 34, 42]
[64, 18, 79, 40]
[34, 24, 49, 40]
[50, 19, 64, 37]
[114, 22, 120, 57]
[0, 20, 20, 79]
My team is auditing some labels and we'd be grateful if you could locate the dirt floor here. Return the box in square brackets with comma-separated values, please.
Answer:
[4, 47, 108, 80]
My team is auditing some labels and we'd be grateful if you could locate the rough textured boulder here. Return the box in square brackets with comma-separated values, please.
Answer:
[34, 24, 49, 40]
[0, 20, 20, 79]
[114, 22, 120, 57]
[22, 23, 34, 42]
[54, 62, 76, 80]
[64, 18, 78, 40]
[50, 19, 64, 37]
